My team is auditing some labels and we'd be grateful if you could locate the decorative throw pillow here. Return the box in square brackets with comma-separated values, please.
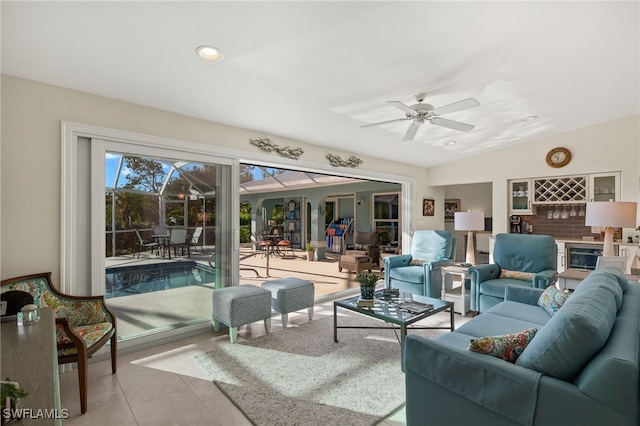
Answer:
[352, 243, 371, 250]
[499, 269, 536, 282]
[468, 328, 538, 363]
[410, 259, 427, 266]
[537, 286, 570, 316]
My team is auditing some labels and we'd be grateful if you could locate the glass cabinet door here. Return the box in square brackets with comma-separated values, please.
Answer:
[589, 172, 620, 202]
[508, 179, 533, 214]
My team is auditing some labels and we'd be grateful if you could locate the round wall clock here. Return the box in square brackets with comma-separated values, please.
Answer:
[545, 147, 572, 168]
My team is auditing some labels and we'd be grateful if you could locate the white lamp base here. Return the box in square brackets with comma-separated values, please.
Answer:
[466, 230, 476, 265]
[603, 227, 615, 257]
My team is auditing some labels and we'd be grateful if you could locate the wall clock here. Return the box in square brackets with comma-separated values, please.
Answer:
[545, 147, 572, 168]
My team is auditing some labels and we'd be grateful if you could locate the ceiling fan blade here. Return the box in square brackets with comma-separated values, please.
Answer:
[432, 98, 480, 115]
[402, 121, 422, 141]
[387, 101, 417, 116]
[361, 117, 411, 128]
[431, 117, 475, 132]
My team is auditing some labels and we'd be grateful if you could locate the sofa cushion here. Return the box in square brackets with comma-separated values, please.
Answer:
[479, 278, 531, 298]
[499, 269, 535, 282]
[488, 300, 551, 326]
[455, 311, 542, 338]
[572, 268, 625, 310]
[389, 265, 424, 284]
[469, 328, 538, 363]
[537, 286, 570, 316]
[516, 284, 617, 381]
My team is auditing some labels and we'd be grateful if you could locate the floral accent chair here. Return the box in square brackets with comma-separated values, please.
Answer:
[1, 272, 117, 414]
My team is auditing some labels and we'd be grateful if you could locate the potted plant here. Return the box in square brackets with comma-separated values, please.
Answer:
[354, 272, 380, 301]
[305, 243, 315, 261]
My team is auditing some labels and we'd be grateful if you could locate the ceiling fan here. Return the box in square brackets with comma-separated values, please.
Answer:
[362, 94, 480, 141]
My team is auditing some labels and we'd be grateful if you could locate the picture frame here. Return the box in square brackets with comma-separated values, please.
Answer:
[444, 199, 460, 222]
[422, 199, 434, 216]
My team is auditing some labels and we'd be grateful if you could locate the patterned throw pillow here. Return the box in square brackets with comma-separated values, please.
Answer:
[469, 328, 538, 363]
[499, 269, 536, 282]
[409, 259, 426, 266]
[352, 243, 371, 250]
[537, 286, 570, 316]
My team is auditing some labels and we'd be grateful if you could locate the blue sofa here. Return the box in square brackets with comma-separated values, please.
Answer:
[404, 268, 639, 425]
[383, 230, 456, 298]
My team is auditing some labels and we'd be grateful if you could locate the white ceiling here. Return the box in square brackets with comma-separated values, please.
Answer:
[2, 1, 638, 168]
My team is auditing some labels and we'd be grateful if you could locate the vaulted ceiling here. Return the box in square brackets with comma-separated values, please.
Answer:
[2, 1, 638, 168]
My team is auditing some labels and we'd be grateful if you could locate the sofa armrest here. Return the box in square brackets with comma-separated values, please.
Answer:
[404, 334, 541, 426]
[533, 269, 558, 288]
[505, 285, 545, 305]
[384, 254, 412, 269]
[468, 264, 500, 311]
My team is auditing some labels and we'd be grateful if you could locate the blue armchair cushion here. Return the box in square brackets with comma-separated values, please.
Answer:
[389, 265, 424, 284]
[516, 284, 617, 381]
[537, 286, 570, 316]
[499, 269, 535, 282]
[479, 278, 532, 298]
[469, 328, 538, 363]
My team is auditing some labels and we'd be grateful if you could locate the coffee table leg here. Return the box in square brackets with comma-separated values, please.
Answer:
[333, 303, 338, 342]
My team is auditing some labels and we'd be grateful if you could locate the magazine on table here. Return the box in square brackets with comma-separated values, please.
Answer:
[395, 300, 434, 314]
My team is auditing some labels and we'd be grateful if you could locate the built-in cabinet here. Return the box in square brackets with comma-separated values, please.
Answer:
[589, 172, 620, 202]
[508, 179, 534, 215]
[508, 172, 620, 215]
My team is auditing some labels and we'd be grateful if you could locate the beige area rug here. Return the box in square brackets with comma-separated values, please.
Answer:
[193, 314, 450, 426]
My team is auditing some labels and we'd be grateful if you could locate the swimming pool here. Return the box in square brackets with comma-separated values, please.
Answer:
[105, 261, 215, 298]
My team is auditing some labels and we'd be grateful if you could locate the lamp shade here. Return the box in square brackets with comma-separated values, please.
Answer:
[454, 211, 485, 231]
[585, 202, 637, 228]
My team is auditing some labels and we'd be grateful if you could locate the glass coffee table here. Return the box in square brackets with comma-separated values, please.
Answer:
[333, 290, 454, 365]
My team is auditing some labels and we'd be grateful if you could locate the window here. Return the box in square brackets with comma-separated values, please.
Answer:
[373, 193, 400, 246]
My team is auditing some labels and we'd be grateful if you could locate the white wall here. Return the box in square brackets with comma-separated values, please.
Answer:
[428, 114, 640, 235]
[0, 76, 430, 282]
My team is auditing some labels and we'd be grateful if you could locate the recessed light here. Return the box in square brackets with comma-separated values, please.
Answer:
[522, 115, 538, 122]
[445, 141, 456, 146]
[196, 45, 223, 62]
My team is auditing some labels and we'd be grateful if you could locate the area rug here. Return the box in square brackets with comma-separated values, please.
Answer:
[193, 314, 448, 426]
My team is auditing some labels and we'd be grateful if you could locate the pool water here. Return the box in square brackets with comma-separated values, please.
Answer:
[105, 261, 215, 298]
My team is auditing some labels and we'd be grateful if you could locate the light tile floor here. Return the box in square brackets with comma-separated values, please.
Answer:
[59, 299, 471, 426]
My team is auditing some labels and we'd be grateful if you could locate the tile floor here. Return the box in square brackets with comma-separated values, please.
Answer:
[59, 298, 470, 426]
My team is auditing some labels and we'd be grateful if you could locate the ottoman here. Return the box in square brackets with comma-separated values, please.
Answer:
[339, 254, 373, 273]
[211, 285, 272, 343]
[261, 278, 314, 328]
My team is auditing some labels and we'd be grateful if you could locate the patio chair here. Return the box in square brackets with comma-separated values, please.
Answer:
[188, 227, 204, 253]
[1, 272, 117, 414]
[166, 228, 189, 259]
[134, 229, 160, 259]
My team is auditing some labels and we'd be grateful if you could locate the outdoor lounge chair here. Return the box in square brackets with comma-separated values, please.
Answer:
[188, 227, 204, 253]
[166, 228, 189, 259]
[134, 229, 160, 259]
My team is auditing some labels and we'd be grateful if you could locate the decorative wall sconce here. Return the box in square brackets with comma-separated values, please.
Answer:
[249, 138, 304, 160]
[326, 154, 363, 168]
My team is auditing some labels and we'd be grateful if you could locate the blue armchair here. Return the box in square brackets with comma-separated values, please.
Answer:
[468, 233, 557, 313]
[383, 230, 456, 297]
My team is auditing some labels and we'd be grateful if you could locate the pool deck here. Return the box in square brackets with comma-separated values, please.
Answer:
[105, 245, 381, 338]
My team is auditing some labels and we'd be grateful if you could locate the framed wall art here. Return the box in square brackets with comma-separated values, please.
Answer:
[444, 199, 460, 222]
[423, 199, 434, 216]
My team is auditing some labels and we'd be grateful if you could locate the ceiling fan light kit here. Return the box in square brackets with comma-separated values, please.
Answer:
[362, 94, 480, 141]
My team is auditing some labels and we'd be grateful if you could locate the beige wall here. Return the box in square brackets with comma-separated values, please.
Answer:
[429, 114, 640, 235]
[1, 76, 428, 282]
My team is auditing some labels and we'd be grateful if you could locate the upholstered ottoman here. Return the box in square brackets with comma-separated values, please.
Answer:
[261, 278, 315, 328]
[211, 285, 272, 343]
[339, 254, 373, 273]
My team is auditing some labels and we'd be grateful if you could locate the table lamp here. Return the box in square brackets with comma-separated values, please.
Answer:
[585, 201, 637, 257]
[454, 211, 485, 265]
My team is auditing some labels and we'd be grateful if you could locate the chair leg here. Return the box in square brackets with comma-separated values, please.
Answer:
[308, 306, 314, 320]
[110, 334, 117, 374]
[281, 313, 288, 328]
[77, 356, 88, 414]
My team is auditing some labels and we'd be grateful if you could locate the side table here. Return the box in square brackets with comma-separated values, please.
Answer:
[440, 264, 471, 316]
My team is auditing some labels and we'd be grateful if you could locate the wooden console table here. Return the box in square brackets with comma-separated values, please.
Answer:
[1, 308, 62, 425]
